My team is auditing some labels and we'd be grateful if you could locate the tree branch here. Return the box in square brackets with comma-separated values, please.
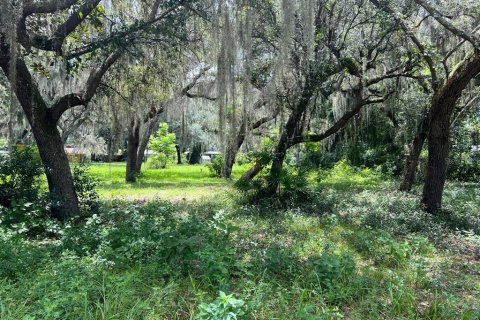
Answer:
[413, 0, 479, 49]
[289, 94, 390, 146]
[368, 0, 439, 90]
[25, 0, 101, 53]
[50, 49, 123, 121]
[23, 0, 79, 17]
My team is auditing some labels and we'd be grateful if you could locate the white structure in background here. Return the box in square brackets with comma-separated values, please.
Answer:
[201, 151, 221, 163]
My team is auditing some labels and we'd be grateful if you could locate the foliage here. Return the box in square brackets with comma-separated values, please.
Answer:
[1, 179, 480, 319]
[0, 200, 62, 237]
[197, 291, 246, 320]
[317, 160, 383, 190]
[148, 123, 176, 169]
[147, 153, 168, 169]
[448, 120, 480, 181]
[207, 155, 223, 177]
[72, 164, 100, 215]
[0, 146, 43, 204]
[0, 138, 7, 148]
[61, 202, 237, 288]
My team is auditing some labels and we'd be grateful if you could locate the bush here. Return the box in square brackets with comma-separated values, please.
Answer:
[148, 123, 176, 168]
[147, 153, 168, 169]
[0, 146, 43, 206]
[0, 236, 49, 280]
[235, 153, 249, 166]
[207, 156, 223, 177]
[73, 164, 100, 215]
[317, 160, 382, 190]
[448, 151, 480, 182]
[61, 202, 238, 286]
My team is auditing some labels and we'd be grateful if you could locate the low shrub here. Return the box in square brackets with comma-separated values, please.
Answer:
[147, 153, 168, 169]
[197, 291, 246, 320]
[317, 160, 382, 190]
[0, 146, 43, 206]
[207, 156, 223, 177]
[73, 164, 100, 215]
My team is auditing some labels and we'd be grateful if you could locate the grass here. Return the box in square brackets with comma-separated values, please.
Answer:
[1, 162, 479, 319]
[88, 163, 249, 201]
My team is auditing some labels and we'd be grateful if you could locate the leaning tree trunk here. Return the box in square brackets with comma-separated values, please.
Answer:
[222, 144, 238, 179]
[400, 115, 429, 192]
[222, 126, 246, 179]
[134, 121, 155, 174]
[266, 87, 313, 195]
[222, 111, 276, 179]
[126, 117, 140, 182]
[236, 159, 268, 185]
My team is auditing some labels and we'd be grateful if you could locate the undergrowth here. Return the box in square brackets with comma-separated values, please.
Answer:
[0, 163, 479, 319]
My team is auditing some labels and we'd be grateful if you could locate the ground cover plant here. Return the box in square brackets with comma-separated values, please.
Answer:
[1, 0, 480, 318]
[0, 163, 479, 319]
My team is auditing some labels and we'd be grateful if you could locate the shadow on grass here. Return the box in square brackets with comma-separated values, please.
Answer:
[98, 181, 228, 191]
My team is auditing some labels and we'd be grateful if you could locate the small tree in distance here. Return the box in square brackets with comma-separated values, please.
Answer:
[148, 123, 176, 169]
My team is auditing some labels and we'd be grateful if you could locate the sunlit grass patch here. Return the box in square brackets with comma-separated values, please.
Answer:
[316, 159, 387, 191]
[88, 163, 248, 201]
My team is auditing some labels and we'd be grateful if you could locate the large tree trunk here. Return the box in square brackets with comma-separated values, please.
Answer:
[421, 56, 480, 213]
[0, 47, 80, 220]
[400, 115, 428, 192]
[32, 121, 80, 220]
[266, 82, 316, 195]
[126, 117, 140, 182]
[422, 111, 450, 213]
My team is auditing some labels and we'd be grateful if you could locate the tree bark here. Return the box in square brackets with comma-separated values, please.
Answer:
[222, 125, 245, 179]
[32, 121, 80, 219]
[399, 114, 428, 192]
[422, 110, 450, 213]
[236, 160, 267, 185]
[126, 117, 140, 182]
[175, 144, 182, 164]
[422, 55, 480, 213]
[0, 46, 79, 220]
[134, 121, 154, 174]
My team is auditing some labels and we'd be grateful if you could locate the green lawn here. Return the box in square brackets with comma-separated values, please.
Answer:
[89, 163, 249, 201]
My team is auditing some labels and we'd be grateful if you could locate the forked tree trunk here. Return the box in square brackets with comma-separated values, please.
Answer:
[400, 115, 428, 192]
[222, 126, 245, 179]
[266, 135, 290, 196]
[266, 82, 316, 195]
